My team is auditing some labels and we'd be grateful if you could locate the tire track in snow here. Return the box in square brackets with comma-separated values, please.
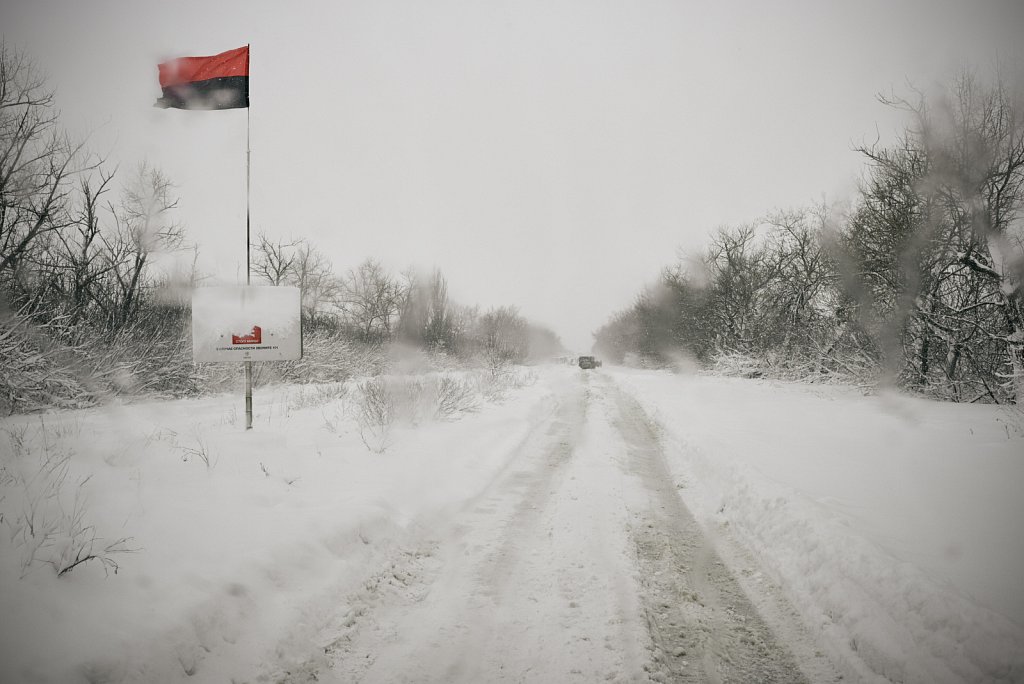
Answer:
[603, 376, 811, 683]
[274, 369, 818, 683]
[307, 372, 650, 682]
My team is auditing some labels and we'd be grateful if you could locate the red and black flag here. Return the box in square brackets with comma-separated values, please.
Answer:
[155, 45, 249, 110]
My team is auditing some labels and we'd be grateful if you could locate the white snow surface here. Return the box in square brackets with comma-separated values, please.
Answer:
[0, 366, 1022, 683]
[612, 367, 1024, 683]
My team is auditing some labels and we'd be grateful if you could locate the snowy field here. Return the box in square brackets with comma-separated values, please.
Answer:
[1, 365, 1022, 683]
[0, 371, 548, 682]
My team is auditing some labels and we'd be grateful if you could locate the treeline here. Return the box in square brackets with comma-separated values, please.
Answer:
[250, 235, 562, 363]
[595, 69, 1024, 404]
[0, 46, 560, 414]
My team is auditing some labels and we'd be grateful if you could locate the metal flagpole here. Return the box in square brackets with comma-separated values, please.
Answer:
[244, 48, 253, 431]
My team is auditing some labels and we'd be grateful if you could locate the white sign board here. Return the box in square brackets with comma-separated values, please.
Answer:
[192, 286, 302, 362]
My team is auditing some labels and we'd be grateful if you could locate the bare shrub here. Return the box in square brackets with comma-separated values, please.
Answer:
[177, 433, 216, 470]
[0, 305, 206, 414]
[279, 332, 386, 384]
[322, 406, 343, 434]
[387, 377, 431, 425]
[3, 422, 30, 459]
[477, 363, 536, 402]
[354, 377, 394, 453]
[0, 310, 99, 414]
[2, 433, 135, 577]
[707, 351, 770, 380]
[434, 375, 480, 419]
[334, 366, 534, 450]
[47, 487, 135, 577]
[708, 349, 880, 389]
[287, 382, 349, 411]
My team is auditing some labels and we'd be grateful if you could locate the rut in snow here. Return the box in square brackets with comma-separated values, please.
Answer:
[272, 371, 818, 683]
[607, 379, 810, 683]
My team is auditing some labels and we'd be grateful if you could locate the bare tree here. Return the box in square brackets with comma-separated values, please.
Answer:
[252, 231, 297, 286]
[252, 233, 338, 325]
[701, 224, 779, 352]
[291, 240, 339, 324]
[99, 162, 183, 328]
[759, 205, 849, 367]
[398, 269, 461, 352]
[477, 305, 528, 364]
[0, 45, 90, 286]
[33, 167, 119, 326]
[845, 68, 1024, 401]
[338, 259, 405, 343]
[931, 70, 1024, 401]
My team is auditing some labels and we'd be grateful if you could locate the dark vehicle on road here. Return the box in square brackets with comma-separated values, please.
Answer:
[578, 356, 601, 369]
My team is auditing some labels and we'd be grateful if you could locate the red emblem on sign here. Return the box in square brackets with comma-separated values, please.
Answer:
[232, 326, 262, 345]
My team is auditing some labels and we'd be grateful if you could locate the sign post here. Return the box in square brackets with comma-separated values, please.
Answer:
[192, 286, 302, 428]
[245, 100, 253, 429]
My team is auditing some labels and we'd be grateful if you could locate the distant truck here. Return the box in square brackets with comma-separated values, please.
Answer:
[578, 355, 602, 370]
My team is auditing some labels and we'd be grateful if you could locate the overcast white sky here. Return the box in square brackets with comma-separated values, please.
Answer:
[4, 0, 1023, 351]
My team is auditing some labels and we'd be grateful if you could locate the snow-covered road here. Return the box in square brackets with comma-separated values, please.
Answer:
[2, 365, 1022, 683]
[275, 372, 828, 683]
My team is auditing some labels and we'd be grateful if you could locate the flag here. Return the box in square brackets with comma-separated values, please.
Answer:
[155, 45, 249, 110]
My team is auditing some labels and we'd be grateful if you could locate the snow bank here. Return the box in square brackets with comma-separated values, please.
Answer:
[611, 368, 1024, 683]
[0, 369, 548, 683]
